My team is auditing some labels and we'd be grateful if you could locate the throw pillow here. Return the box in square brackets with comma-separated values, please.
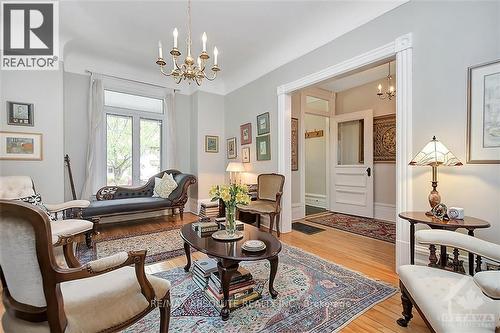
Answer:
[17, 193, 56, 221]
[152, 177, 162, 197]
[153, 173, 178, 198]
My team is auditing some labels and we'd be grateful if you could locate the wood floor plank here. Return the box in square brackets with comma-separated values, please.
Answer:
[0, 213, 431, 332]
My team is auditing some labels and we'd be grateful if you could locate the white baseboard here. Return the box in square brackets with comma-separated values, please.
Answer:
[374, 202, 396, 223]
[292, 203, 305, 221]
[305, 193, 327, 209]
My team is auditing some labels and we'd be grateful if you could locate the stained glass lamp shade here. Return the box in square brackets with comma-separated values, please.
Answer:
[409, 136, 462, 215]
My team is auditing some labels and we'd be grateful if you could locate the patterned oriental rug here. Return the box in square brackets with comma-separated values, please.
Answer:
[306, 212, 396, 244]
[76, 225, 191, 264]
[124, 245, 396, 333]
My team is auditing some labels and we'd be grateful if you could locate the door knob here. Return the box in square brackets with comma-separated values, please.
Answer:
[366, 167, 371, 177]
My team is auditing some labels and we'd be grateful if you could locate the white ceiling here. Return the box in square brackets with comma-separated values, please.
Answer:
[60, 1, 407, 95]
[319, 61, 396, 92]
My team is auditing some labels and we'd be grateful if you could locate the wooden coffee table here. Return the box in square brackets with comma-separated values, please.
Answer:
[180, 223, 282, 320]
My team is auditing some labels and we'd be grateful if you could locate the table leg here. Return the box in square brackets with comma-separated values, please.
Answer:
[183, 241, 191, 272]
[268, 255, 279, 299]
[468, 229, 474, 276]
[410, 222, 415, 265]
[217, 259, 239, 321]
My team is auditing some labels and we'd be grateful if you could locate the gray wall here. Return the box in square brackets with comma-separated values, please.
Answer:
[0, 70, 65, 203]
[224, 1, 500, 243]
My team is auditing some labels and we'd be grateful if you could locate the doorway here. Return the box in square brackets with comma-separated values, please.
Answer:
[277, 33, 413, 270]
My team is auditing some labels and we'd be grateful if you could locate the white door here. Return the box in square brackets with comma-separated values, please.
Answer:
[331, 110, 373, 218]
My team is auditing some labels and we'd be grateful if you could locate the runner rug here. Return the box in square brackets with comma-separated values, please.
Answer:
[124, 244, 397, 333]
[306, 211, 396, 243]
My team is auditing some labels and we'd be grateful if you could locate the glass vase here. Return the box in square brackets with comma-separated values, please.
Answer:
[225, 205, 236, 236]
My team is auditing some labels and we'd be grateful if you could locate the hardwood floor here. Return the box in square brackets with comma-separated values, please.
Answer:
[0, 213, 430, 332]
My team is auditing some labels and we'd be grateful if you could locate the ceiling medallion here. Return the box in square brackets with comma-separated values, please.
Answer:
[155, 0, 220, 86]
[376, 61, 395, 100]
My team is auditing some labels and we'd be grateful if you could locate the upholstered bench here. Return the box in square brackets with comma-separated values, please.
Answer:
[82, 169, 196, 228]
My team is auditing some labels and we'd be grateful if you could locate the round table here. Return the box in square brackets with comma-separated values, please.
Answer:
[399, 211, 490, 275]
[180, 223, 282, 320]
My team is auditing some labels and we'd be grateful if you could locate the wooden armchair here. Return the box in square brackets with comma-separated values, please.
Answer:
[236, 173, 285, 237]
[397, 229, 500, 332]
[0, 200, 171, 333]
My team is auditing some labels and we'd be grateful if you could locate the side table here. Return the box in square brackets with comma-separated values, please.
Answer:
[399, 211, 490, 275]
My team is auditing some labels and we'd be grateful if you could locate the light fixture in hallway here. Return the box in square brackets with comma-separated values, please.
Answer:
[376, 62, 395, 100]
[155, 0, 220, 86]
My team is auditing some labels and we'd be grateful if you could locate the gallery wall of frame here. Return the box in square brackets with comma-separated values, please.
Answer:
[232, 111, 272, 165]
[2, 101, 42, 161]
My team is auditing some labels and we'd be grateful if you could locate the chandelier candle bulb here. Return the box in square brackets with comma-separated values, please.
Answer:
[173, 28, 178, 48]
[214, 46, 218, 65]
[158, 41, 163, 59]
[197, 57, 202, 69]
[378, 84, 382, 93]
[202, 32, 207, 52]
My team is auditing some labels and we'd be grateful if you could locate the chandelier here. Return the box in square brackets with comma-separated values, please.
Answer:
[376, 62, 395, 100]
[155, 0, 220, 86]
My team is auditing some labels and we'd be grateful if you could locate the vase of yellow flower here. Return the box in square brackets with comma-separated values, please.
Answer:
[209, 184, 251, 236]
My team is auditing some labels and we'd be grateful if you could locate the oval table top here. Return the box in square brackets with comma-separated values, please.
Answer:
[180, 223, 282, 261]
[398, 211, 491, 229]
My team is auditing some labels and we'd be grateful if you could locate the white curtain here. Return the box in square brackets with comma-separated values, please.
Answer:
[164, 90, 177, 169]
[81, 74, 104, 200]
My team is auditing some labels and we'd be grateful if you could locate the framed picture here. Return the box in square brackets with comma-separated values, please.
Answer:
[467, 59, 500, 163]
[0, 131, 42, 160]
[242, 147, 250, 163]
[205, 135, 219, 153]
[7, 101, 34, 126]
[240, 123, 252, 145]
[256, 134, 271, 161]
[257, 112, 270, 135]
[291, 117, 298, 171]
[373, 114, 396, 163]
[227, 137, 237, 159]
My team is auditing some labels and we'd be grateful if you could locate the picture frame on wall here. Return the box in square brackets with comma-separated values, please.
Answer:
[0, 131, 42, 160]
[256, 134, 271, 161]
[7, 101, 34, 126]
[227, 137, 237, 159]
[257, 112, 270, 135]
[291, 117, 298, 171]
[242, 147, 250, 163]
[205, 135, 219, 153]
[467, 59, 500, 163]
[373, 114, 396, 163]
[240, 123, 252, 145]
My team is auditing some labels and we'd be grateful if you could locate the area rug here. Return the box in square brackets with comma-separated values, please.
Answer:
[76, 226, 191, 264]
[306, 212, 396, 243]
[292, 221, 325, 235]
[123, 244, 397, 333]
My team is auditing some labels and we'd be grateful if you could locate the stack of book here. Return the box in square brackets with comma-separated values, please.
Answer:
[205, 267, 261, 310]
[192, 258, 218, 290]
[192, 220, 219, 236]
[199, 202, 219, 218]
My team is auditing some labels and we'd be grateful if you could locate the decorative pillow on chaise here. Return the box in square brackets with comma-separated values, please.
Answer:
[474, 270, 500, 299]
[153, 173, 178, 198]
[17, 193, 56, 221]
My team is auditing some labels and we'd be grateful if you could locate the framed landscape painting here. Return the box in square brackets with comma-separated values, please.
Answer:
[240, 123, 252, 145]
[256, 134, 271, 161]
[227, 137, 237, 159]
[0, 131, 42, 160]
[467, 59, 500, 163]
[205, 135, 219, 153]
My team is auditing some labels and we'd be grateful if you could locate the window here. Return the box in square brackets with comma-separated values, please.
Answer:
[104, 89, 164, 186]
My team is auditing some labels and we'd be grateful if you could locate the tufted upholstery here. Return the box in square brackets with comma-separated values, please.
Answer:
[0, 176, 35, 199]
[257, 174, 284, 201]
[399, 265, 499, 332]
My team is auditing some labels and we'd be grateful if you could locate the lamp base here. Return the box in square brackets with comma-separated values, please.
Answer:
[427, 187, 441, 216]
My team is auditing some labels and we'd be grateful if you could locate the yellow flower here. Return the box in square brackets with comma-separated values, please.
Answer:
[221, 191, 231, 203]
[209, 185, 219, 199]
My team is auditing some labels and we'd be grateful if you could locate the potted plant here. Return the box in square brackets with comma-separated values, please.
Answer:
[209, 184, 251, 236]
